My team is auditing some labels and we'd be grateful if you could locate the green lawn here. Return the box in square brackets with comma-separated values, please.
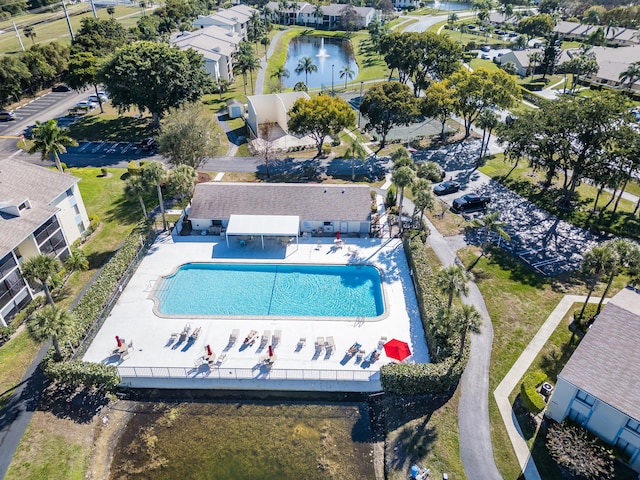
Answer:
[0, 329, 39, 410]
[479, 154, 640, 240]
[58, 167, 153, 309]
[469, 58, 499, 71]
[0, 6, 145, 55]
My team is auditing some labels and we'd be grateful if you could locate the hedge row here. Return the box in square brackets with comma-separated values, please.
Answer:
[42, 221, 154, 388]
[380, 235, 469, 395]
[520, 370, 547, 414]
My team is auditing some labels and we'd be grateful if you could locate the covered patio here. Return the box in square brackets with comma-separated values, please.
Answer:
[225, 214, 299, 250]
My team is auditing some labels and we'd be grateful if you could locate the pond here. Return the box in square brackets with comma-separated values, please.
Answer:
[110, 401, 377, 479]
[283, 36, 358, 90]
[426, 1, 472, 11]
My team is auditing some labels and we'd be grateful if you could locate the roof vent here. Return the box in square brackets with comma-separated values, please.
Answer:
[342, 189, 345, 193]
[324, 189, 327, 193]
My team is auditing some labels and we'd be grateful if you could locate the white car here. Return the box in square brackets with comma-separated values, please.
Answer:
[76, 100, 97, 110]
[88, 92, 108, 103]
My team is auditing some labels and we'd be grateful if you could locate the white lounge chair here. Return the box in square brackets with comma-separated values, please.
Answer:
[272, 329, 281, 346]
[261, 330, 271, 346]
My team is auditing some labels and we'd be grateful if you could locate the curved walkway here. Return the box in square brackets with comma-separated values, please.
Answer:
[255, 30, 286, 95]
[494, 295, 608, 480]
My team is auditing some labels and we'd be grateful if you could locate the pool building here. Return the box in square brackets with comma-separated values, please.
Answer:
[83, 183, 428, 392]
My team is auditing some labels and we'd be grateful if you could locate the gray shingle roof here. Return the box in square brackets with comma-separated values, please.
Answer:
[0, 158, 78, 256]
[189, 182, 371, 222]
[558, 287, 640, 421]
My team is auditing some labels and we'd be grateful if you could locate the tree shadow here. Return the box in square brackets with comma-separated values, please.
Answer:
[68, 115, 155, 142]
[38, 384, 110, 424]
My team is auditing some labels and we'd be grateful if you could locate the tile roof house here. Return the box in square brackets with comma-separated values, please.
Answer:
[579, 45, 640, 91]
[0, 159, 89, 326]
[187, 182, 373, 236]
[497, 48, 572, 77]
[546, 287, 640, 474]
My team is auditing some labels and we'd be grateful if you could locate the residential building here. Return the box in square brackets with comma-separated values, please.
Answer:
[393, 0, 419, 9]
[554, 21, 639, 47]
[245, 91, 310, 138]
[171, 25, 243, 82]
[265, 2, 375, 29]
[496, 48, 571, 77]
[192, 5, 256, 40]
[546, 287, 640, 474]
[187, 183, 373, 236]
[579, 45, 640, 91]
[0, 159, 89, 326]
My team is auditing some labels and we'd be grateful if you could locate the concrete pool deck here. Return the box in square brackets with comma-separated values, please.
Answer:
[82, 232, 429, 392]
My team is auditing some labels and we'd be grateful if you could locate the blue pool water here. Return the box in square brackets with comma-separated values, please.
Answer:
[155, 263, 384, 318]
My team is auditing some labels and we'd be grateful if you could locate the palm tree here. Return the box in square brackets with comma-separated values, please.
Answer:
[472, 211, 510, 255]
[314, 3, 323, 27]
[28, 305, 76, 359]
[528, 51, 543, 78]
[233, 43, 261, 95]
[455, 304, 482, 358]
[339, 64, 355, 90]
[392, 166, 415, 220]
[499, 3, 513, 20]
[596, 239, 640, 312]
[447, 13, 458, 27]
[23, 26, 36, 45]
[63, 248, 88, 281]
[295, 56, 317, 86]
[168, 165, 197, 215]
[515, 35, 527, 50]
[124, 176, 149, 220]
[459, 23, 469, 42]
[578, 244, 619, 320]
[619, 62, 640, 95]
[345, 139, 367, 181]
[435, 265, 472, 311]
[21, 254, 62, 305]
[28, 119, 78, 173]
[411, 178, 435, 223]
[271, 65, 290, 93]
[142, 161, 168, 230]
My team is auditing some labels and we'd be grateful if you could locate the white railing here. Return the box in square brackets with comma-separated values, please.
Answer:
[118, 365, 378, 382]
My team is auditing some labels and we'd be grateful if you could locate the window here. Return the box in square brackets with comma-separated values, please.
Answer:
[73, 204, 80, 215]
[575, 390, 596, 406]
[568, 408, 589, 426]
[0, 253, 18, 279]
[66, 188, 74, 198]
[616, 438, 638, 460]
[626, 419, 640, 435]
[18, 201, 27, 211]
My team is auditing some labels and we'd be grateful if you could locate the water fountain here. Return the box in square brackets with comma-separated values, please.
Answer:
[316, 37, 329, 58]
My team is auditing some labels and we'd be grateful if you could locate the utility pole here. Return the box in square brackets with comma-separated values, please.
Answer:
[61, 0, 75, 42]
[13, 22, 25, 52]
[358, 81, 363, 128]
[331, 64, 334, 95]
[89, 0, 97, 18]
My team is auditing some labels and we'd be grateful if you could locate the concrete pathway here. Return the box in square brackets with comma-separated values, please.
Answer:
[494, 295, 608, 480]
[255, 30, 286, 95]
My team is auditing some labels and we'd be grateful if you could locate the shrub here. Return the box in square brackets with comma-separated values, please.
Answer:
[60, 162, 67, 171]
[380, 235, 469, 395]
[385, 186, 396, 208]
[546, 421, 615, 479]
[100, 167, 108, 176]
[89, 214, 100, 231]
[520, 370, 547, 414]
[466, 41, 477, 51]
[0, 297, 46, 346]
[574, 304, 598, 327]
[128, 160, 141, 176]
[321, 144, 332, 155]
[43, 358, 120, 392]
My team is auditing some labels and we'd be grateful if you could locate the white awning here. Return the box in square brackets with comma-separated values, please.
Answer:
[226, 214, 299, 237]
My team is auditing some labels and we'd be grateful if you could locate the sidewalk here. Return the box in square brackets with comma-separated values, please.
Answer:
[494, 295, 608, 480]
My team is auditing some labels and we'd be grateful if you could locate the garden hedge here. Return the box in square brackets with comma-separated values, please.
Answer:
[520, 370, 547, 414]
[42, 220, 154, 390]
[380, 235, 469, 395]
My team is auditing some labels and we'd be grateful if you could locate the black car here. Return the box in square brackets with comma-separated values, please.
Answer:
[433, 180, 461, 196]
[140, 137, 157, 151]
[452, 193, 491, 212]
[52, 84, 72, 92]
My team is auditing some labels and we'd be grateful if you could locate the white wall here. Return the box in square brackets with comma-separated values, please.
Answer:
[51, 183, 89, 245]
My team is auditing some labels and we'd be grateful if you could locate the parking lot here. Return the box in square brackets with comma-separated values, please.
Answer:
[414, 140, 602, 276]
[0, 90, 76, 134]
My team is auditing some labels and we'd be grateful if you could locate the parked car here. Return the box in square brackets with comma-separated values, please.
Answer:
[494, 29, 507, 35]
[481, 54, 490, 60]
[480, 45, 491, 52]
[452, 193, 491, 212]
[52, 84, 72, 92]
[0, 110, 16, 121]
[88, 92, 108, 103]
[140, 137, 157, 151]
[76, 100, 97, 110]
[433, 181, 461, 196]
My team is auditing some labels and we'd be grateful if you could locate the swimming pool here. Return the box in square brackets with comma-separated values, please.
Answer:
[153, 263, 385, 318]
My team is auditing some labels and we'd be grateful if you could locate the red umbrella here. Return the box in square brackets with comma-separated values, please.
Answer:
[205, 344, 212, 357]
[383, 339, 411, 361]
[268, 345, 274, 357]
[336, 231, 341, 240]
[115, 335, 122, 347]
